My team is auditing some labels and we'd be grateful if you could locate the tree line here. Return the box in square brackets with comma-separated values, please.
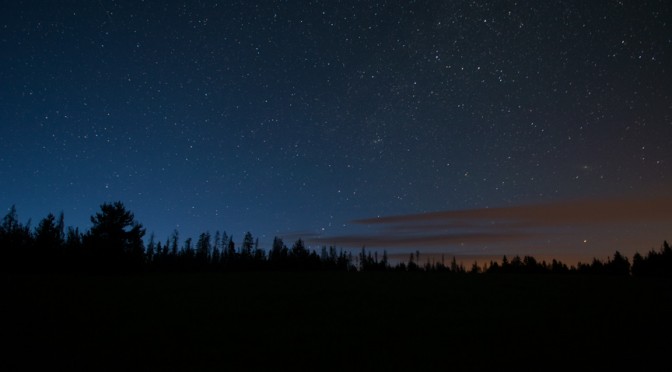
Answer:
[1, 202, 670, 277]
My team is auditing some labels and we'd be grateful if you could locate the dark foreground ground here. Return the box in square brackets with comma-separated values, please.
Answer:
[6, 272, 672, 371]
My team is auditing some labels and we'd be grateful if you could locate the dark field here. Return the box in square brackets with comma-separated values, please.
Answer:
[6, 272, 672, 371]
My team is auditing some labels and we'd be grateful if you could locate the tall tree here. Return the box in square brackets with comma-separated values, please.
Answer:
[212, 231, 221, 265]
[241, 232, 254, 259]
[226, 235, 236, 261]
[85, 201, 146, 271]
[34, 212, 65, 270]
[270, 236, 287, 263]
[290, 238, 309, 262]
[196, 232, 211, 266]
[605, 251, 630, 275]
[170, 230, 179, 258]
[1, 205, 33, 271]
[146, 233, 156, 265]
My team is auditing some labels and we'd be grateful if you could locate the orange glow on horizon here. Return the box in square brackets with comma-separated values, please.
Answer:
[311, 195, 672, 265]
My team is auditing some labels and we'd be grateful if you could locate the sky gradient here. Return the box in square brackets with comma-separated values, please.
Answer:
[1, 1, 670, 264]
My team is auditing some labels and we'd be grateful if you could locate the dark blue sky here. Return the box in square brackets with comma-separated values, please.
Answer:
[1, 1, 670, 262]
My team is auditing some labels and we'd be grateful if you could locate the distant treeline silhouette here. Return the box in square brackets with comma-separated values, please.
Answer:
[1, 202, 670, 276]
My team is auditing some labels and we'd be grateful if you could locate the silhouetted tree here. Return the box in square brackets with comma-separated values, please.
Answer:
[486, 261, 500, 273]
[284, 238, 322, 270]
[631, 241, 672, 277]
[226, 236, 236, 263]
[576, 258, 607, 275]
[337, 248, 353, 271]
[196, 232, 211, 267]
[146, 233, 156, 265]
[153, 241, 163, 266]
[290, 238, 310, 263]
[407, 252, 419, 271]
[449, 256, 457, 272]
[269, 237, 288, 267]
[211, 241, 221, 267]
[604, 251, 630, 276]
[182, 237, 194, 265]
[212, 231, 222, 265]
[631, 252, 644, 277]
[1, 205, 33, 272]
[550, 259, 569, 274]
[241, 232, 254, 260]
[470, 261, 480, 274]
[358, 246, 388, 271]
[62, 226, 83, 270]
[170, 230, 179, 258]
[33, 212, 65, 271]
[84, 202, 146, 272]
[252, 237, 264, 263]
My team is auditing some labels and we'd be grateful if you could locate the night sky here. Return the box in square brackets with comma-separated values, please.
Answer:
[2, 1, 670, 264]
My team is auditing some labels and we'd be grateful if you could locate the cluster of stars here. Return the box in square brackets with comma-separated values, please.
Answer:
[0, 1, 669, 252]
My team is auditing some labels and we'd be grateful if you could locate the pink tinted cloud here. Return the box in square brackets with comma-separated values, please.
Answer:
[312, 231, 533, 248]
[312, 196, 672, 250]
[355, 196, 672, 227]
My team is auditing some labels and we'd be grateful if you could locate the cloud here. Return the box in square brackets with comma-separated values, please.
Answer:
[312, 231, 533, 248]
[354, 196, 672, 227]
[310, 196, 672, 252]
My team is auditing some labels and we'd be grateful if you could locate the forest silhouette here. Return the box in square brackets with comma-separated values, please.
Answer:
[2, 201, 670, 276]
[5, 202, 672, 370]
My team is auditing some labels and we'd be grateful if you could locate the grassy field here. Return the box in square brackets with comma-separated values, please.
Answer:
[6, 271, 672, 371]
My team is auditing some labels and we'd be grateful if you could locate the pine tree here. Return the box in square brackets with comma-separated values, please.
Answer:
[85, 202, 146, 271]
